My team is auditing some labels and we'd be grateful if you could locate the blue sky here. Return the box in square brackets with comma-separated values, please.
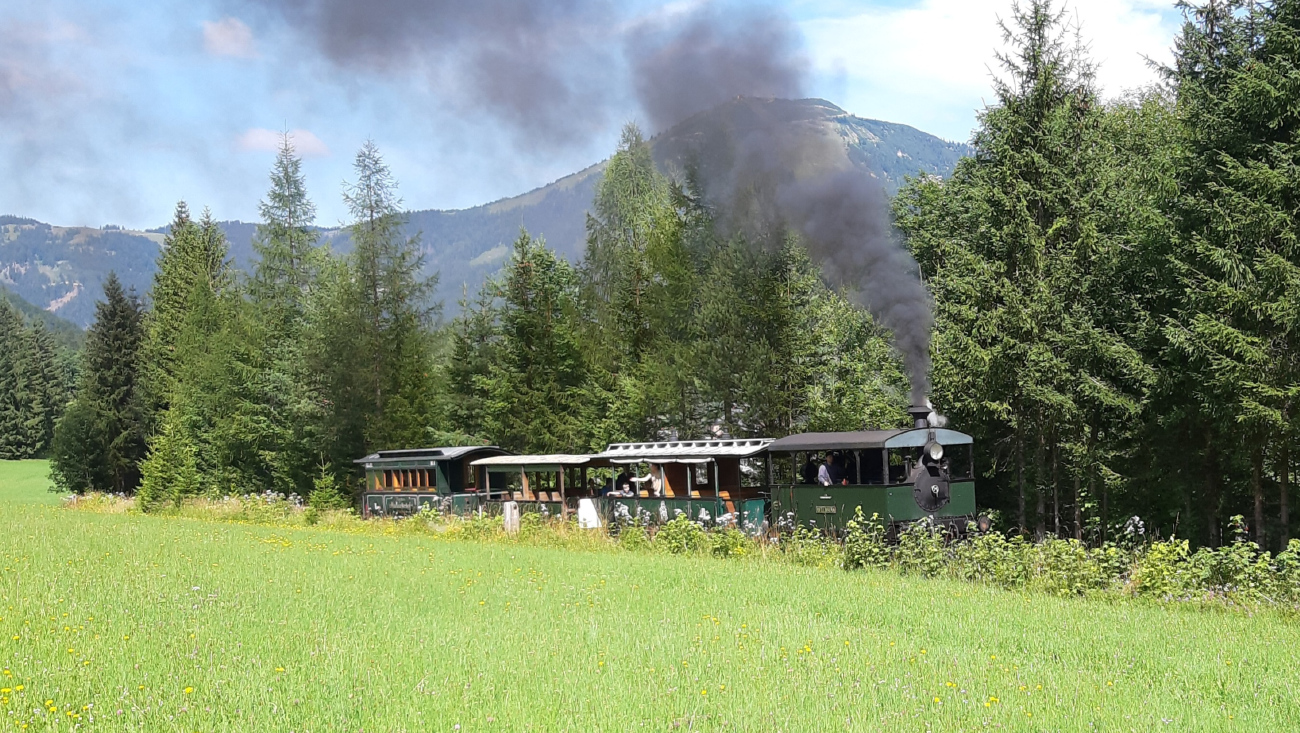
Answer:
[0, 0, 1183, 229]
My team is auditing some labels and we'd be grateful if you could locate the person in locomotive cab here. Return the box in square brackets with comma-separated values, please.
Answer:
[828, 452, 847, 486]
[818, 453, 834, 486]
[800, 455, 818, 485]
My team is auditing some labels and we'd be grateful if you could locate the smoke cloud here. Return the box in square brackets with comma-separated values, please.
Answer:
[627, 5, 807, 133]
[239, 0, 935, 403]
[240, 0, 617, 146]
[627, 6, 932, 403]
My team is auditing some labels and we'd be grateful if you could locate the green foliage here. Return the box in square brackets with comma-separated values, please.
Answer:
[308, 464, 350, 510]
[136, 410, 200, 511]
[842, 508, 889, 570]
[652, 514, 709, 555]
[50, 273, 147, 494]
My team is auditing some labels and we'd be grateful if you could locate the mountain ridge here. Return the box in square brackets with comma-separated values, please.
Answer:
[0, 98, 970, 327]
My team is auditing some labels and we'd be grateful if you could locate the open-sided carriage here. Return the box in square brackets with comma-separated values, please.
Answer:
[465, 439, 772, 530]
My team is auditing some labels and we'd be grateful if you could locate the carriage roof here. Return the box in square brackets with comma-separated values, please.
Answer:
[593, 439, 772, 463]
[353, 445, 508, 466]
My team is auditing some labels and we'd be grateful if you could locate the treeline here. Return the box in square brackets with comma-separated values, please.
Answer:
[25, 0, 1300, 551]
[0, 299, 72, 459]
[48, 140, 440, 507]
[895, 0, 1300, 550]
[39, 128, 904, 509]
[447, 125, 908, 454]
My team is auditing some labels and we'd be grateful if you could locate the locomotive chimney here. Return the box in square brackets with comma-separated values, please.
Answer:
[907, 405, 931, 430]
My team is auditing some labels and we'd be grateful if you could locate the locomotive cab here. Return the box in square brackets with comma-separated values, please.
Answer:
[765, 406, 976, 533]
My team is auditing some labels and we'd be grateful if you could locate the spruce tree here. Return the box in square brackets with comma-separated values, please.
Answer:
[0, 300, 39, 458]
[340, 140, 439, 449]
[895, 0, 1150, 537]
[50, 273, 147, 493]
[1163, 0, 1300, 547]
[483, 231, 591, 453]
[242, 135, 328, 494]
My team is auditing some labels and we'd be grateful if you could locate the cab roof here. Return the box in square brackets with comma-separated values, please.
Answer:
[765, 428, 972, 452]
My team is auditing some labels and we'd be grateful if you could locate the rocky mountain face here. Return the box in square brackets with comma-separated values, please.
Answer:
[0, 98, 969, 328]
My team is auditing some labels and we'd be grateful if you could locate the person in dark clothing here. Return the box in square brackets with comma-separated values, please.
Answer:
[800, 455, 818, 485]
[827, 452, 847, 485]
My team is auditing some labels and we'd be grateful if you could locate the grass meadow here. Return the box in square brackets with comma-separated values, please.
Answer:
[2, 460, 1298, 731]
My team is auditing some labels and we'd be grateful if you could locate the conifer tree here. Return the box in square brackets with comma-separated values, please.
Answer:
[339, 140, 439, 450]
[50, 273, 147, 493]
[895, 0, 1150, 537]
[1163, 0, 1300, 547]
[240, 134, 329, 494]
[483, 231, 591, 453]
[0, 300, 42, 458]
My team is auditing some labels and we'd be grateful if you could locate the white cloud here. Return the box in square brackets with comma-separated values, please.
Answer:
[203, 17, 256, 59]
[235, 128, 331, 158]
[801, 0, 1181, 142]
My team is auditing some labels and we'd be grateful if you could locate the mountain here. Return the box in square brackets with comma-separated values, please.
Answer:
[0, 282, 83, 352]
[0, 98, 969, 327]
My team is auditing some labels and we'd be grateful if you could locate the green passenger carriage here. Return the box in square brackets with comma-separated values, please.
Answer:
[353, 446, 510, 517]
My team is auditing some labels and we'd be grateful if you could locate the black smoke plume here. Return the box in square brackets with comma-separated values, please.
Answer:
[243, 0, 934, 403]
[627, 5, 807, 134]
[240, 0, 617, 145]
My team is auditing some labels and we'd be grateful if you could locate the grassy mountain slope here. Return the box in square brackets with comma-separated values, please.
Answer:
[0, 282, 83, 351]
[0, 99, 968, 326]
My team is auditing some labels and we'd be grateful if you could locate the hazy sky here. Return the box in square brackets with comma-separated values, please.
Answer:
[0, 0, 1182, 229]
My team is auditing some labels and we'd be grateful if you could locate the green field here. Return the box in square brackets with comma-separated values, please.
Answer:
[1, 461, 1297, 731]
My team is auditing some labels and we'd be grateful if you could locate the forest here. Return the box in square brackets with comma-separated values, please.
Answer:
[1, 1, 1296, 551]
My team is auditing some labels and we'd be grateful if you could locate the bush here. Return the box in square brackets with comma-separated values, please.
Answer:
[654, 515, 709, 555]
[617, 524, 651, 552]
[1129, 539, 1191, 598]
[895, 518, 948, 577]
[709, 527, 753, 558]
[842, 508, 888, 570]
[776, 525, 842, 568]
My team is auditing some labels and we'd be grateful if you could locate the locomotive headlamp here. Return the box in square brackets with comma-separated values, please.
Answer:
[926, 441, 944, 461]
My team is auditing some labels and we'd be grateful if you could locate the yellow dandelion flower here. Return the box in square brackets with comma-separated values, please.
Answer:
[933, 697, 940, 703]
[700, 690, 707, 696]
[184, 687, 194, 694]
[14, 685, 22, 691]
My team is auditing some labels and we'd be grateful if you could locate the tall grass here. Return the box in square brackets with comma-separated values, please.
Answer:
[3, 461, 1299, 730]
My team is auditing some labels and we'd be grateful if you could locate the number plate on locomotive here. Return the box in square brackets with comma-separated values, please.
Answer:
[814, 505, 837, 514]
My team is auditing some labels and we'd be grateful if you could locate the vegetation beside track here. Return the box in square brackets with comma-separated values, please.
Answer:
[4, 460, 1299, 730]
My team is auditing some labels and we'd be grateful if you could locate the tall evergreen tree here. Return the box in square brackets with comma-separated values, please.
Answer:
[50, 273, 147, 494]
[1163, 0, 1300, 547]
[0, 300, 42, 458]
[482, 231, 592, 453]
[338, 140, 440, 450]
[896, 0, 1150, 537]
